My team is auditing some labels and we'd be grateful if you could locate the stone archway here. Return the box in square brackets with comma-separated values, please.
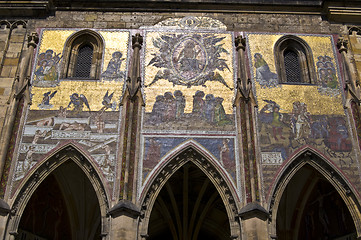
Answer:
[139, 145, 241, 239]
[269, 149, 361, 240]
[6, 144, 110, 240]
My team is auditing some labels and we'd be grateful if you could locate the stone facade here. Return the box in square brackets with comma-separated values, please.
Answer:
[0, 1, 361, 240]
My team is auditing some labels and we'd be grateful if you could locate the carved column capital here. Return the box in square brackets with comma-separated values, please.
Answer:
[27, 32, 39, 48]
[132, 33, 143, 49]
[235, 36, 246, 51]
[337, 38, 348, 54]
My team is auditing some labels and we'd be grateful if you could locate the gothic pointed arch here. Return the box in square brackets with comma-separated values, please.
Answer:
[268, 148, 361, 239]
[139, 143, 241, 239]
[61, 29, 104, 80]
[6, 143, 110, 239]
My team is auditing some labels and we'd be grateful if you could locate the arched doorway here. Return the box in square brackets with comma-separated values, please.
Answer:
[140, 145, 240, 240]
[148, 162, 230, 240]
[276, 164, 357, 240]
[16, 160, 101, 239]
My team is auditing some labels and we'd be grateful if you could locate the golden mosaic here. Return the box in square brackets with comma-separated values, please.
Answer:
[248, 33, 344, 115]
[144, 31, 235, 114]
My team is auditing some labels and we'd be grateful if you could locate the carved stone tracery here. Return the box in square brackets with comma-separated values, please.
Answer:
[139, 146, 240, 239]
[7, 144, 110, 237]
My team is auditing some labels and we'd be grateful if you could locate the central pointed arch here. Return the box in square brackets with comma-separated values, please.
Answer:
[5, 143, 110, 239]
[139, 144, 241, 239]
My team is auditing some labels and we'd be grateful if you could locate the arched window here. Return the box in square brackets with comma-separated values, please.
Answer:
[74, 44, 93, 78]
[275, 35, 316, 84]
[62, 30, 103, 80]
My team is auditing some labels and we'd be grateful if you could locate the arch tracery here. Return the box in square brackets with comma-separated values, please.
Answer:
[6, 143, 110, 238]
[268, 148, 361, 238]
[139, 143, 241, 239]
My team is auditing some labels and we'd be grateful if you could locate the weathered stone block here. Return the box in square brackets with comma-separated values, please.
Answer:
[3, 58, 19, 66]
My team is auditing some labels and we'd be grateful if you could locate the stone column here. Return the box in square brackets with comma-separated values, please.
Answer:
[338, 37, 361, 154]
[234, 35, 269, 240]
[0, 31, 38, 192]
[0, 30, 38, 240]
[337, 37, 360, 100]
[109, 33, 143, 240]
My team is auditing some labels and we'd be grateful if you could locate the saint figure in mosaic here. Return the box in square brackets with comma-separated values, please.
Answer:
[254, 53, 278, 88]
[101, 51, 126, 81]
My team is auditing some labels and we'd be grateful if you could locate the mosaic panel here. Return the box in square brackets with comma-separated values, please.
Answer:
[142, 136, 236, 182]
[143, 30, 235, 131]
[11, 29, 130, 198]
[247, 33, 353, 165]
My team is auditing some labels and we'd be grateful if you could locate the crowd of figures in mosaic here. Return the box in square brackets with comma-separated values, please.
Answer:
[146, 90, 232, 126]
[33, 49, 61, 87]
[258, 99, 352, 164]
[142, 27, 237, 189]
[15, 91, 119, 184]
[316, 55, 340, 96]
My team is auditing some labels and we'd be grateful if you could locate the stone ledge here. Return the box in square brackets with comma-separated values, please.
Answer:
[238, 202, 270, 221]
[0, 199, 10, 216]
[107, 200, 140, 219]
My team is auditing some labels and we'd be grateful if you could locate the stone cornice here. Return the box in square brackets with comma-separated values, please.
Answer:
[0, 0, 51, 17]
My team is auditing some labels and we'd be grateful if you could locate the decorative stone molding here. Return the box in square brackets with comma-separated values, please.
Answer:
[0, 199, 10, 216]
[139, 145, 240, 238]
[268, 149, 361, 236]
[8, 144, 109, 237]
[149, 16, 227, 30]
[239, 202, 270, 221]
[108, 200, 140, 219]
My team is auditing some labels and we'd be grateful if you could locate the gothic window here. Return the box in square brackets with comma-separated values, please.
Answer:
[74, 44, 93, 78]
[275, 35, 316, 84]
[62, 30, 103, 80]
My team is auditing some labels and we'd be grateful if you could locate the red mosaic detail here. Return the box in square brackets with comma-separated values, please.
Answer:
[240, 100, 252, 203]
[119, 100, 131, 200]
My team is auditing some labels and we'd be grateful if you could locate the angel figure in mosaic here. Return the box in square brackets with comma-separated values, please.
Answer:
[67, 93, 91, 114]
[254, 53, 278, 88]
[38, 90, 57, 109]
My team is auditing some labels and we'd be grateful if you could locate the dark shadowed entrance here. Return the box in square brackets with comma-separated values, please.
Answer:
[277, 164, 356, 240]
[17, 160, 101, 240]
[148, 162, 230, 240]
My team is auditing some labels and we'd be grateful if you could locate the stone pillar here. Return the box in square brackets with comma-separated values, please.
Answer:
[0, 31, 38, 189]
[234, 35, 260, 203]
[0, 30, 37, 240]
[337, 37, 360, 100]
[239, 203, 270, 240]
[110, 33, 143, 240]
[338, 38, 361, 154]
[235, 35, 269, 240]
